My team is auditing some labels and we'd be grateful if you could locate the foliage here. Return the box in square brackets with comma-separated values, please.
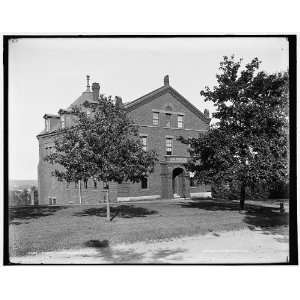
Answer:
[180, 55, 289, 206]
[45, 95, 158, 186]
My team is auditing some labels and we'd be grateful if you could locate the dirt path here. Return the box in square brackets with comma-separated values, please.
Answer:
[11, 227, 289, 264]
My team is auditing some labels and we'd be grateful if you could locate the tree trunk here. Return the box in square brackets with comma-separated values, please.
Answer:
[240, 183, 246, 210]
[78, 180, 82, 205]
[106, 189, 111, 221]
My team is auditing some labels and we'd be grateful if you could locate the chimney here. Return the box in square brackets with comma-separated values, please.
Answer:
[115, 96, 123, 107]
[203, 108, 210, 119]
[164, 75, 169, 86]
[86, 75, 91, 92]
[92, 82, 100, 101]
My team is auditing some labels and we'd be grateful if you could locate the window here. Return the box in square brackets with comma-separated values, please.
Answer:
[93, 179, 97, 189]
[140, 136, 147, 151]
[165, 113, 171, 127]
[141, 177, 148, 189]
[86, 109, 91, 116]
[61, 115, 65, 128]
[177, 115, 184, 128]
[84, 179, 88, 189]
[48, 197, 56, 205]
[153, 112, 159, 126]
[45, 119, 50, 132]
[45, 146, 54, 156]
[166, 138, 173, 155]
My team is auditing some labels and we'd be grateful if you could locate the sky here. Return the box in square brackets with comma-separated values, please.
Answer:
[9, 37, 289, 180]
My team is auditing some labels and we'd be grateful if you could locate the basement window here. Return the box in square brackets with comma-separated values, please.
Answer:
[141, 177, 148, 189]
[48, 197, 56, 205]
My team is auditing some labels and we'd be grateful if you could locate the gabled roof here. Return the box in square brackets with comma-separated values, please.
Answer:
[124, 84, 210, 124]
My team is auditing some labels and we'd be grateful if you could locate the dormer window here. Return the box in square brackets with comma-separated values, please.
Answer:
[153, 112, 159, 126]
[61, 115, 65, 128]
[45, 119, 50, 132]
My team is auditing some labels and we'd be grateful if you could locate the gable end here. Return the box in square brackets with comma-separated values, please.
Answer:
[125, 85, 210, 124]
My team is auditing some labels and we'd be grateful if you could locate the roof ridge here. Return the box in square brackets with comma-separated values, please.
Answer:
[124, 85, 168, 108]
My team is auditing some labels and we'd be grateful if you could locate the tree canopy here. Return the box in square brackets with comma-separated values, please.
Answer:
[180, 56, 289, 209]
[45, 94, 158, 194]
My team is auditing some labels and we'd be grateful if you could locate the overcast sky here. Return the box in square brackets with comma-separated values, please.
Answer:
[9, 37, 289, 180]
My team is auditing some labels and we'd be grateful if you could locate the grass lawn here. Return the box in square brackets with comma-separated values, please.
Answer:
[9, 199, 289, 257]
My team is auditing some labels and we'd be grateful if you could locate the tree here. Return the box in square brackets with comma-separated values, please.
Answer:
[180, 55, 288, 210]
[45, 95, 158, 219]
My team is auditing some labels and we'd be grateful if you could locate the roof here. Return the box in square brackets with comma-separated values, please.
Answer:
[43, 113, 60, 119]
[124, 84, 211, 124]
[67, 90, 98, 109]
[39, 77, 210, 139]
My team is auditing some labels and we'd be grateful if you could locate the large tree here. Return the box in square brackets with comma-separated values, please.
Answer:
[45, 95, 158, 219]
[181, 56, 288, 210]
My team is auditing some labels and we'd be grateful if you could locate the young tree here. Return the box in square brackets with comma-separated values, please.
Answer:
[181, 56, 288, 210]
[45, 95, 158, 219]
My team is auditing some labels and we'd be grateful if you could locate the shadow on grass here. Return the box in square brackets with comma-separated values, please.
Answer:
[84, 239, 144, 263]
[181, 200, 240, 211]
[180, 200, 289, 237]
[84, 239, 109, 248]
[83, 239, 187, 263]
[74, 205, 158, 220]
[9, 206, 67, 224]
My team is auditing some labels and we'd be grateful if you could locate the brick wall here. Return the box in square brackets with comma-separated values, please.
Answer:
[38, 133, 118, 205]
[37, 86, 210, 204]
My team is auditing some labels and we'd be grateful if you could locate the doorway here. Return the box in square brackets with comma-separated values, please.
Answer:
[172, 167, 185, 198]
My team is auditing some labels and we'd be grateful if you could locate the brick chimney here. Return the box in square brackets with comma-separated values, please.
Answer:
[92, 82, 100, 101]
[164, 75, 169, 86]
[115, 96, 123, 107]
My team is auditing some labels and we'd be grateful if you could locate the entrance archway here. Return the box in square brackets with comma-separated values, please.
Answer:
[172, 167, 185, 198]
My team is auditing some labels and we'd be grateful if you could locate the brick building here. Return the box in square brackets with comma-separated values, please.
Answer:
[37, 75, 211, 205]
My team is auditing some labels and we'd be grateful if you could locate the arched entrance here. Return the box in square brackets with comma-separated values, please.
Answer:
[172, 167, 185, 198]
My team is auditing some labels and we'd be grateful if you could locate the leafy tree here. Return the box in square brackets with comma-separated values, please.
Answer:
[180, 56, 288, 210]
[45, 95, 158, 219]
